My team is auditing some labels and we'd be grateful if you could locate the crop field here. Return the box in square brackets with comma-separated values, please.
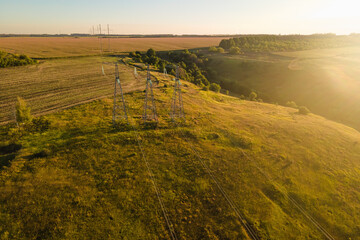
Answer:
[0, 56, 147, 124]
[0, 37, 224, 58]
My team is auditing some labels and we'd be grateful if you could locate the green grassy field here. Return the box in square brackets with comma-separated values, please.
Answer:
[1, 72, 359, 239]
[206, 47, 360, 131]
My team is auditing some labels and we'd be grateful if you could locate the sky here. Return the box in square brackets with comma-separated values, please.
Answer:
[0, 0, 359, 35]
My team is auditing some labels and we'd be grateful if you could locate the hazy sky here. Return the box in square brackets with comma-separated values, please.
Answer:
[0, 0, 359, 34]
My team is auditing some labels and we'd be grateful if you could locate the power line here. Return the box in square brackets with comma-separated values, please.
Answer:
[240, 151, 336, 240]
[142, 65, 158, 122]
[156, 69, 260, 239]
[175, 127, 260, 240]
[107, 61, 178, 239]
[98, 24, 103, 55]
[132, 63, 258, 238]
[170, 65, 184, 121]
[112, 62, 128, 125]
[107, 24, 110, 52]
[130, 128, 179, 240]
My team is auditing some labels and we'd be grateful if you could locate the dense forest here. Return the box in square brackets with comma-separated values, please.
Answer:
[219, 34, 360, 52]
[0, 51, 37, 68]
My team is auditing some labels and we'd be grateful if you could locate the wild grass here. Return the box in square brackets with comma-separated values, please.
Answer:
[206, 47, 360, 131]
[1, 72, 359, 239]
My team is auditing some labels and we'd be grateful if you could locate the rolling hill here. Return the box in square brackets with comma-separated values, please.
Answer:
[1, 68, 359, 239]
[206, 47, 360, 131]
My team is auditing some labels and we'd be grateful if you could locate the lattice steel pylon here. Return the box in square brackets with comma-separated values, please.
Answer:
[163, 67, 168, 78]
[170, 65, 185, 120]
[142, 65, 158, 122]
[113, 62, 128, 125]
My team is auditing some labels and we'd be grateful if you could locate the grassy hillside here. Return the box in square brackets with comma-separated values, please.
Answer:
[1, 70, 359, 239]
[0, 37, 224, 58]
[206, 47, 360, 131]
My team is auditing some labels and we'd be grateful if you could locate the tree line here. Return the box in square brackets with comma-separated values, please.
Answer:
[219, 34, 360, 52]
[129, 49, 221, 91]
[0, 51, 37, 68]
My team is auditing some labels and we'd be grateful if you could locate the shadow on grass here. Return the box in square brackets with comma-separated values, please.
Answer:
[0, 153, 16, 169]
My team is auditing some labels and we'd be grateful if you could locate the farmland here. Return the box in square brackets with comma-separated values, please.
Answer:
[0, 37, 225, 58]
[0, 56, 146, 124]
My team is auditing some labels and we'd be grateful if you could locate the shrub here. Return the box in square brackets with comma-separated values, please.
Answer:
[209, 83, 221, 93]
[209, 46, 218, 52]
[286, 101, 298, 109]
[217, 47, 225, 53]
[298, 106, 311, 115]
[229, 46, 242, 55]
[202, 85, 209, 91]
[209, 46, 225, 53]
[240, 95, 245, 100]
[26, 116, 51, 132]
[249, 92, 257, 101]
[0, 51, 37, 68]
[146, 48, 156, 57]
[15, 97, 32, 123]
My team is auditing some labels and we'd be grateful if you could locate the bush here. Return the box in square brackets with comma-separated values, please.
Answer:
[209, 46, 218, 52]
[15, 97, 32, 123]
[209, 47, 225, 53]
[209, 83, 221, 93]
[229, 46, 242, 55]
[146, 48, 156, 57]
[202, 85, 209, 91]
[249, 92, 257, 101]
[217, 47, 225, 53]
[298, 106, 311, 115]
[286, 101, 298, 109]
[30, 116, 51, 132]
[0, 51, 37, 68]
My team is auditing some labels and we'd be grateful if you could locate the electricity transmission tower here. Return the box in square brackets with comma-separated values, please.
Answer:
[170, 65, 184, 120]
[134, 67, 138, 78]
[163, 67, 168, 78]
[142, 65, 158, 122]
[112, 62, 128, 125]
[98, 24, 103, 54]
[107, 24, 110, 52]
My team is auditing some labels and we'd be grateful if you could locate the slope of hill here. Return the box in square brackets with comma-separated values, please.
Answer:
[206, 47, 360, 131]
[1, 70, 360, 239]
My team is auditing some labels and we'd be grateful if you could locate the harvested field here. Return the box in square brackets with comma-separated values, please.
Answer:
[0, 37, 225, 58]
[0, 57, 146, 124]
